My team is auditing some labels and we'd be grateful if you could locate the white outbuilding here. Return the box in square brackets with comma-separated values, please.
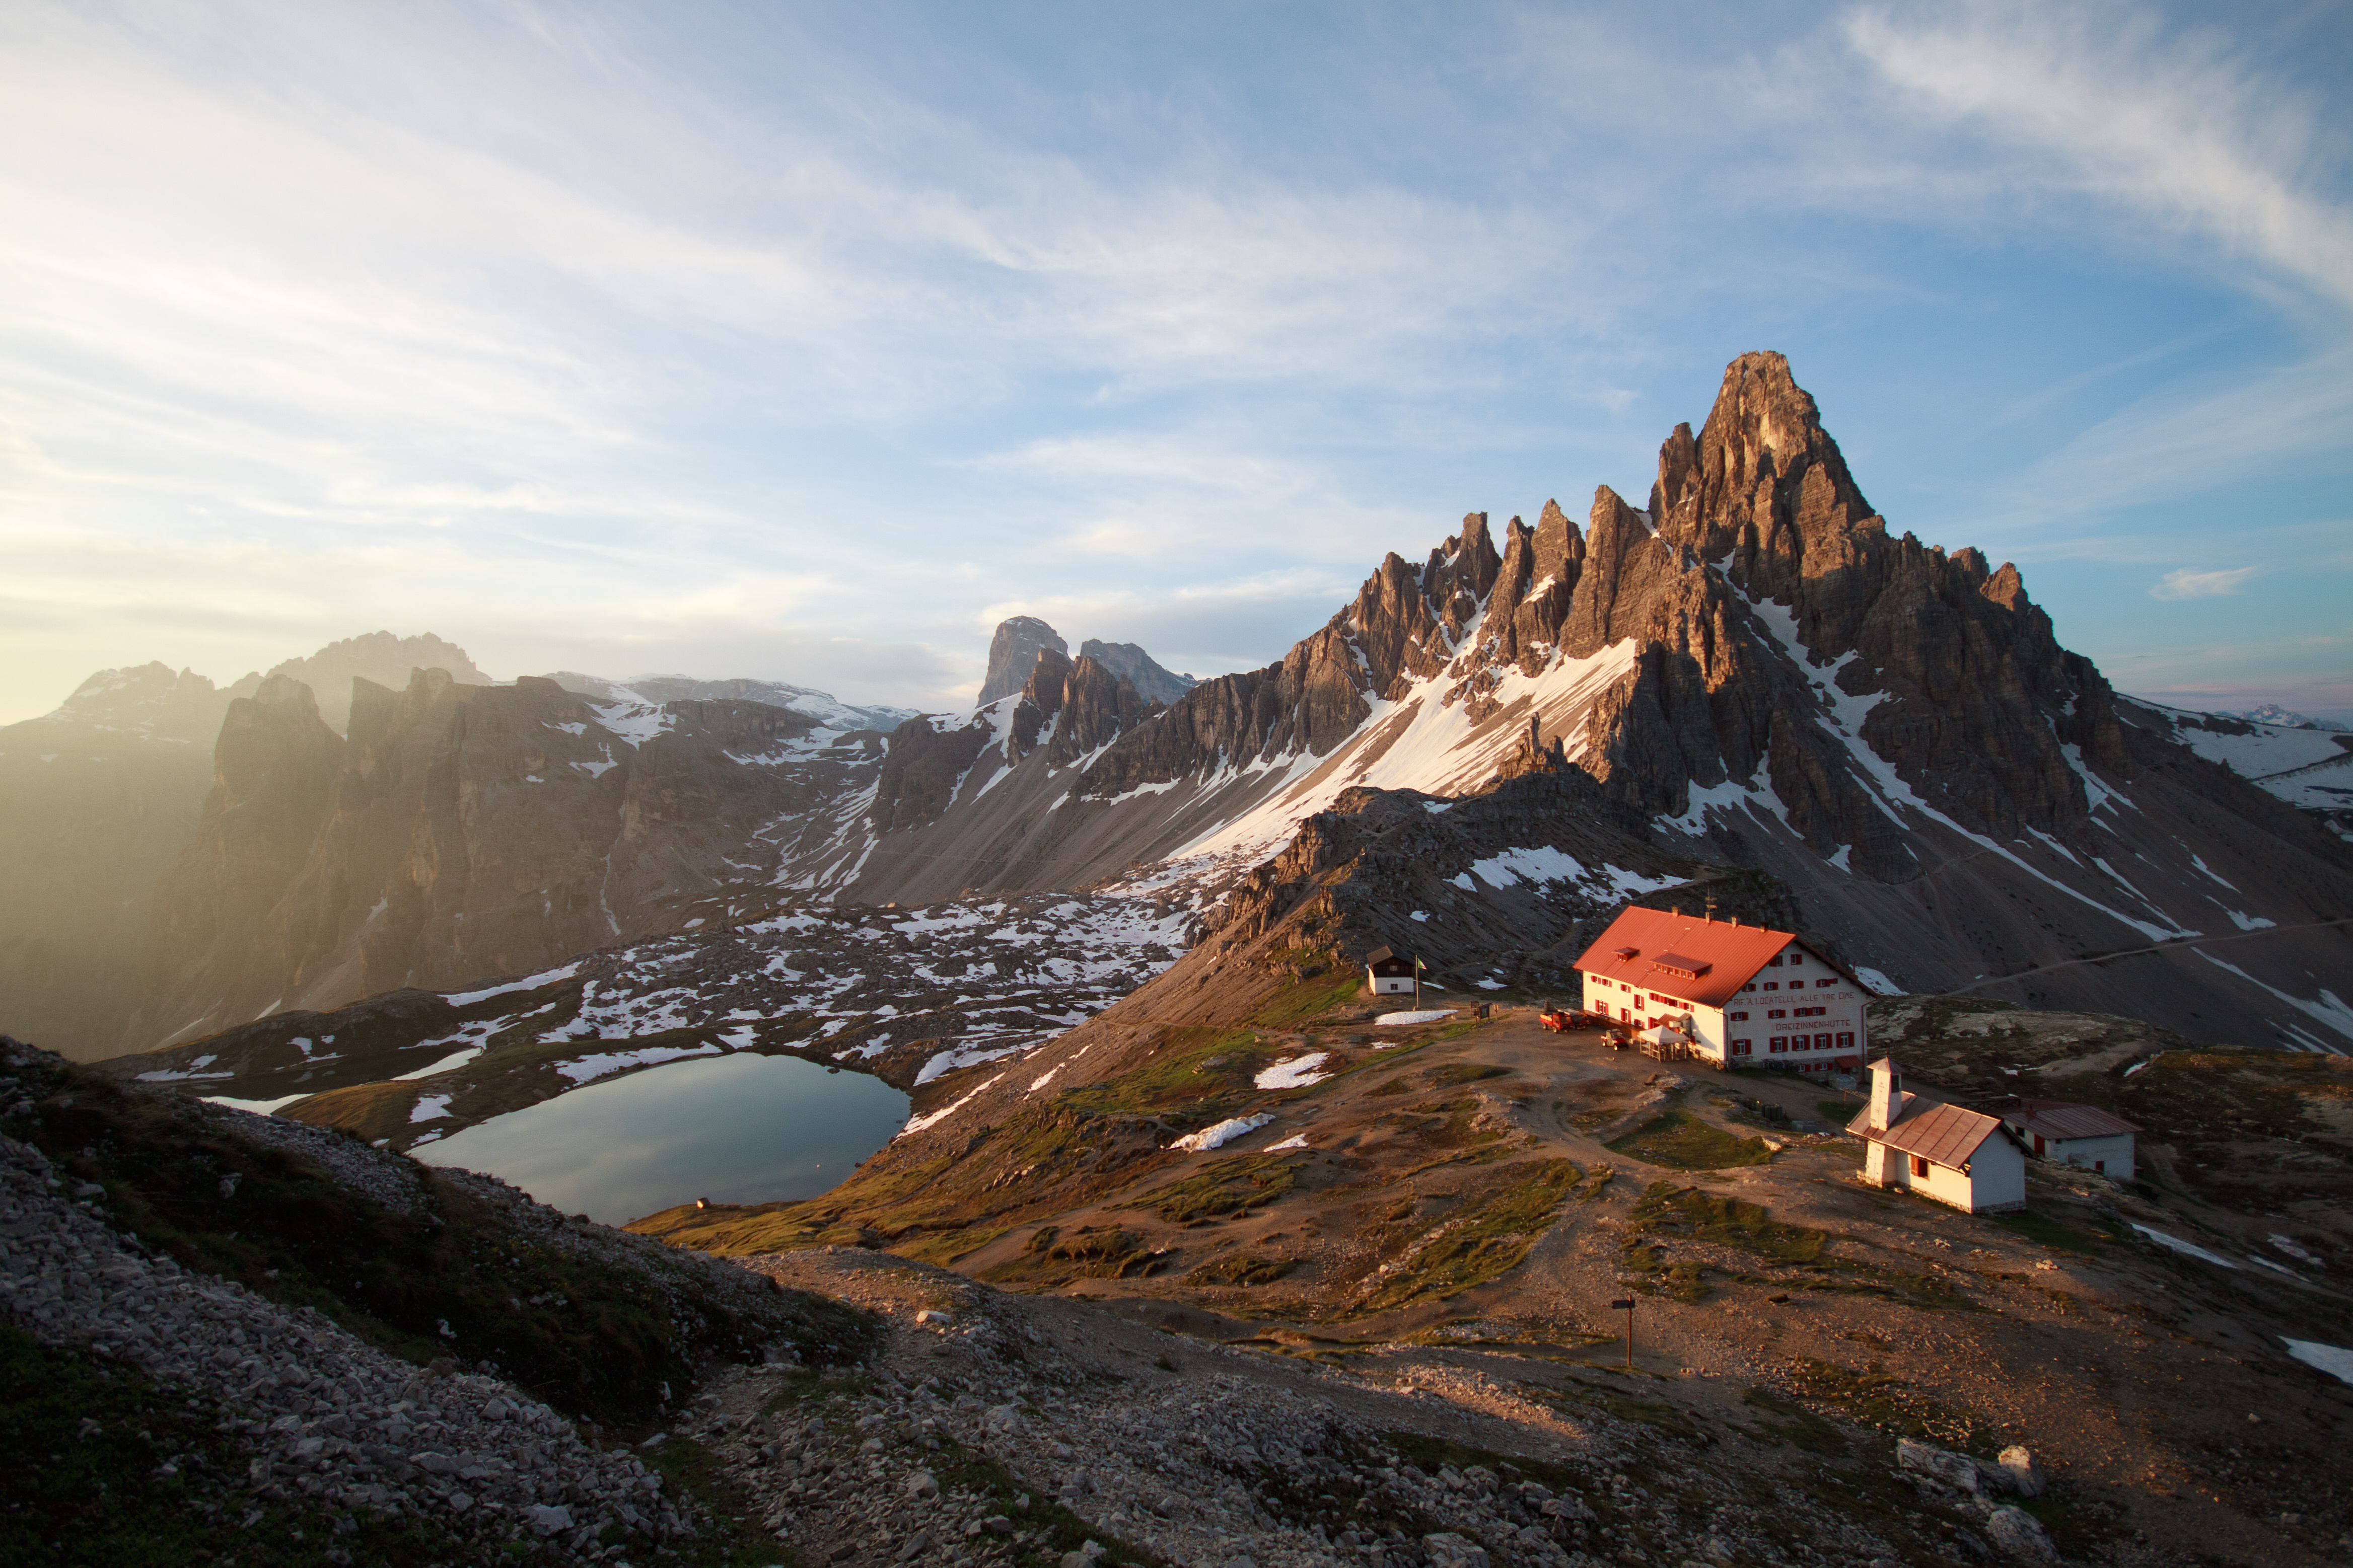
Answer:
[1849, 1057, 2027, 1214]
[2000, 1099, 2140, 1180]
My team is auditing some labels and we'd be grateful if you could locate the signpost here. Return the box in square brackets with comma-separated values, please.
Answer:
[1608, 1297, 1636, 1368]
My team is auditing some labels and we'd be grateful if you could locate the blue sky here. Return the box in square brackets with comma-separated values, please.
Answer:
[3, 0, 2348, 724]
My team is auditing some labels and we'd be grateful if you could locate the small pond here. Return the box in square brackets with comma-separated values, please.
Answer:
[411, 1051, 908, 1225]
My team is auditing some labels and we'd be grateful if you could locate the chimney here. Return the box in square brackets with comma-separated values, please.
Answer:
[1867, 1058, 1901, 1133]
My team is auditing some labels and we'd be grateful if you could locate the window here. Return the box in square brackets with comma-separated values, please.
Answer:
[1767, 955, 1782, 967]
[1730, 1039, 1752, 1055]
[1817, 978, 1834, 989]
[1766, 1009, 1787, 1019]
[1836, 1031, 1854, 1050]
[1762, 981, 1779, 991]
[1909, 1155, 1930, 1178]
[1729, 1010, 1750, 1021]
[1768, 1036, 1788, 1053]
[1786, 954, 1803, 968]
[1814, 1033, 1833, 1050]
[1741, 982, 1755, 992]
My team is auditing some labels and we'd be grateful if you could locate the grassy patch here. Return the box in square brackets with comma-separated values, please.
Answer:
[1429, 1063, 1513, 1085]
[8, 1055, 874, 1427]
[1606, 1109, 1776, 1170]
[978, 1225, 1173, 1287]
[1120, 1153, 1300, 1223]
[1739, 1386, 1851, 1457]
[1187, 1253, 1298, 1286]
[929, 1436, 1166, 1568]
[1059, 1028, 1268, 1119]
[1348, 1159, 1580, 1314]
[1253, 970, 1364, 1028]
[642, 1433, 795, 1567]
[1574, 1164, 1616, 1203]
[1626, 1184, 1826, 1263]
[1816, 1100, 1860, 1127]
[1784, 1358, 1987, 1451]
[1993, 1211, 2110, 1254]
[0, 1324, 465, 1568]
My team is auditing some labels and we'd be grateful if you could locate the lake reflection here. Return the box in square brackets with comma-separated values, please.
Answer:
[411, 1052, 908, 1225]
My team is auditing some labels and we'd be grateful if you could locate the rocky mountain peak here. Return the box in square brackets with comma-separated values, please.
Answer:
[40, 661, 231, 744]
[249, 631, 493, 736]
[979, 617, 1068, 705]
[1077, 639, 1195, 706]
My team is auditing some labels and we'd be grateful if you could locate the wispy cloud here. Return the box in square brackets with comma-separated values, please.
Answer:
[2151, 565, 2266, 601]
[1843, 2, 2353, 310]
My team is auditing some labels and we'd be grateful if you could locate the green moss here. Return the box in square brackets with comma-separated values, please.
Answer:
[1626, 1184, 1826, 1263]
[1121, 1153, 1300, 1222]
[1993, 1211, 2111, 1254]
[978, 1225, 1172, 1286]
[0, 1323, 463, 1567]
[1739, 1386, 1851, 1456]
[1784, 1357, 1988, 1451]
[1348, 1159, 1580, 1314]
[12, 1055, 874, 1427]
[641, 1432, 797, 1567]
[1605, 1110, 1776, 1170]
[1059, 1027, 1268, 1117]
[929, 1437, 1167, 1568]
[1187, 1252, 1298, 1286]
[1254, 970, 1364, 1027]
[1428, 1062, 1513, 1085]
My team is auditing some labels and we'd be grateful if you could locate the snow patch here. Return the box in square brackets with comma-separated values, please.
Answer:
[553, 1042, 721, 1085]
[1376, 1009, 1454, 1026]
[1254, 1053, 1331, 1090]
[202, 1092, 313, 1115]
[2130, 1223, 2238, 1269]
[1853, 967, 1903, 996]
[1170, 1113, 1276, 1153]
[2283, 1339, 2353, 1386]
[442, 962, 582, 1006]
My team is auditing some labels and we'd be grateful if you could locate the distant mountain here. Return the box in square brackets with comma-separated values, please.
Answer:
[977, 617, 1066, 705]
[2128, 701, 2353, 838]
[809, 353, 2353, 1051]
[1079, 638, 1196, 706]
[251, 631, 495, 734]
[541, 672, 915, 735]
[0, 664, 230, 1055]
[55, 353, 2353, 1068]
[2229, 704, 2345, 732]
[130, 671, 890, 1051]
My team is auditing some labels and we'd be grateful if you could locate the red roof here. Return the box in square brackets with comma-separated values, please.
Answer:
[2005, 1099, 2140, 1141]
[1570, 908, 1826, 1008]
[1847, 1097, 2005, 1167]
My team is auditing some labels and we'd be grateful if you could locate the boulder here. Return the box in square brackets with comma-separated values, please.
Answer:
[1997, 1445, 2047, 1498]
[1423, 1531, 1492, 1568]
[1984, 1504, 2057, 1562]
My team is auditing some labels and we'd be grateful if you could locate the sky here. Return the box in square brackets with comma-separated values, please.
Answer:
[3, 0, 2349, 725]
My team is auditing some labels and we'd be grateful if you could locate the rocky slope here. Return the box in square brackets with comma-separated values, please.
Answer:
[641, 990, 2353, 1568]
[1078, 637, 1197, 706]
[807, 355, 2352, 1053]
[981, 618, 1071, 705]
[129, 669, 897, 1052]
[2, 1036, 881, 1564]
[546, 670, 916, 735]
[108, 889, 1188, 1154]
[48, 352, 2353, 1075]
[259, 630, 496, 734]
[0, 663, 237, 1055]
